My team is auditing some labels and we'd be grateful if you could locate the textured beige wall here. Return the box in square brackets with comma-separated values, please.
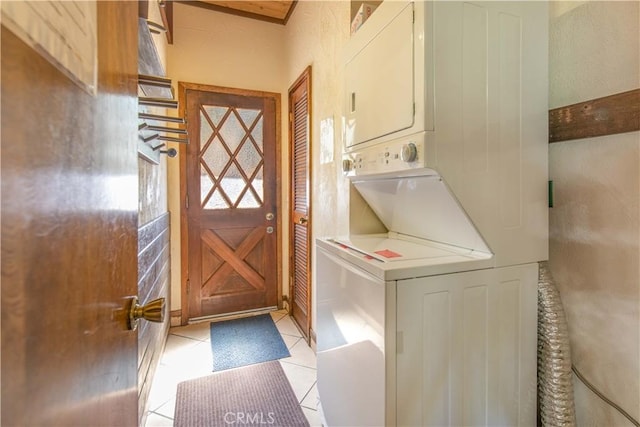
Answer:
[549, 2, 640, 424]
[167, 4, 286, 90]
[549, 1, 640, 108]
[284, 0, 351, 238]
[166, 3, 287, 312]
[284, 1, 351, 330]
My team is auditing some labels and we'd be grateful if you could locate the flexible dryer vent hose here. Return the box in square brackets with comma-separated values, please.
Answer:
[538, 261, 577, 426]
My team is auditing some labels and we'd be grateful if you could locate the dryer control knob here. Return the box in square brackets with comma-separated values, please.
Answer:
[400, 143, 417, 163]
[342, 158, 354, 173]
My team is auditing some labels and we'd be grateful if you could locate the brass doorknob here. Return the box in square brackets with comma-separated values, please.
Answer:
[128, 296, 165, 331]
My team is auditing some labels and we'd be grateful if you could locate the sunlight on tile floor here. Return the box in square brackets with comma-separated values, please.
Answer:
[144, 310, 321, 427]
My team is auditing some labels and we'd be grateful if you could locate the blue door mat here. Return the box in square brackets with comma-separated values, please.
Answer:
[210, 313, 291, 371]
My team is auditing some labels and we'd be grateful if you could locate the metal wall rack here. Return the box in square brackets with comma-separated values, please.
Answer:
[137, 18, 188, 164]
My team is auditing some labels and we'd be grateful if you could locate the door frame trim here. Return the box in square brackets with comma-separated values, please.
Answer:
[287, 66, 312, 340]
[177, 82, 282, 325]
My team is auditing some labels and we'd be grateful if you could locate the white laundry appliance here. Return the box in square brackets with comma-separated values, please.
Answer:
[316, 1, 548, 426]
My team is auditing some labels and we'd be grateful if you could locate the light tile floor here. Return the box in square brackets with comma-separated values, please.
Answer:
[144, 310, 322, 427]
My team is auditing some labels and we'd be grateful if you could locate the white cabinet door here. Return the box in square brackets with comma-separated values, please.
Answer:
[396, 264, 538, 426]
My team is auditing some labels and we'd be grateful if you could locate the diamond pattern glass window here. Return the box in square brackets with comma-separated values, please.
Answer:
[199, 106, 264, 210]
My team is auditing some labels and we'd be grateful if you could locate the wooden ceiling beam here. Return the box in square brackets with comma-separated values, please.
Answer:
[175, 0, 297, 25]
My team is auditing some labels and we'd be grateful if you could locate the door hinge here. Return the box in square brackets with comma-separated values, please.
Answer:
[186, 278, 190, 295]
[185, 195, 189, 209]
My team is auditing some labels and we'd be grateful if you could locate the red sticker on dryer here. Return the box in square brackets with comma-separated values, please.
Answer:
[374, 249, 402, 258]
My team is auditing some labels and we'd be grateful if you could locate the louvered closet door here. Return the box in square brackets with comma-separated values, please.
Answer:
[289, 67, 311, 340]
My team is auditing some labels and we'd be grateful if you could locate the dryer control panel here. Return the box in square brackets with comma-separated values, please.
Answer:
[343, 133, 426, 177]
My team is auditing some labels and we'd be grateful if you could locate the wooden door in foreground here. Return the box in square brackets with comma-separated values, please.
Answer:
[1, 2, 139, 425]
[182, 85, 280, 321]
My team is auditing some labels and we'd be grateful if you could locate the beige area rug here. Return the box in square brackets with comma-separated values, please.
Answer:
[174, 361, 310, 427]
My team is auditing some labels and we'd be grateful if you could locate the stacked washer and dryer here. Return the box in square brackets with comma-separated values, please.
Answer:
[316, 1, 548, 426]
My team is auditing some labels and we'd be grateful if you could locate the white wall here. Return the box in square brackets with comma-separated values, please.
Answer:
[548, 2, 640, 424]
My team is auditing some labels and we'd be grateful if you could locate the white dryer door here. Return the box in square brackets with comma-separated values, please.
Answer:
[345, 2, 414, 148]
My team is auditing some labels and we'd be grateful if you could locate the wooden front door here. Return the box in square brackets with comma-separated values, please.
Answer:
[181, 84, 280, 321]
[1, 2, 139, 425]
[288, 67, 312, 340]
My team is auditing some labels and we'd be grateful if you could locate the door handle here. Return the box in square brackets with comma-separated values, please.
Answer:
[298, 217, 308, 225]
[127, 296, 165, 331]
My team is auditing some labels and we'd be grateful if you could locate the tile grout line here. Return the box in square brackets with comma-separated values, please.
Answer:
[148, 410, 173, 422]
[279, 358, 317, 371]
[298, 380, 318, 408]
[169, 332, 208, 342]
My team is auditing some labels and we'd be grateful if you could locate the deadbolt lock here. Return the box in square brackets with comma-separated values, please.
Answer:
[128, 296, 165, 331]
[266, 212, 274, 221]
